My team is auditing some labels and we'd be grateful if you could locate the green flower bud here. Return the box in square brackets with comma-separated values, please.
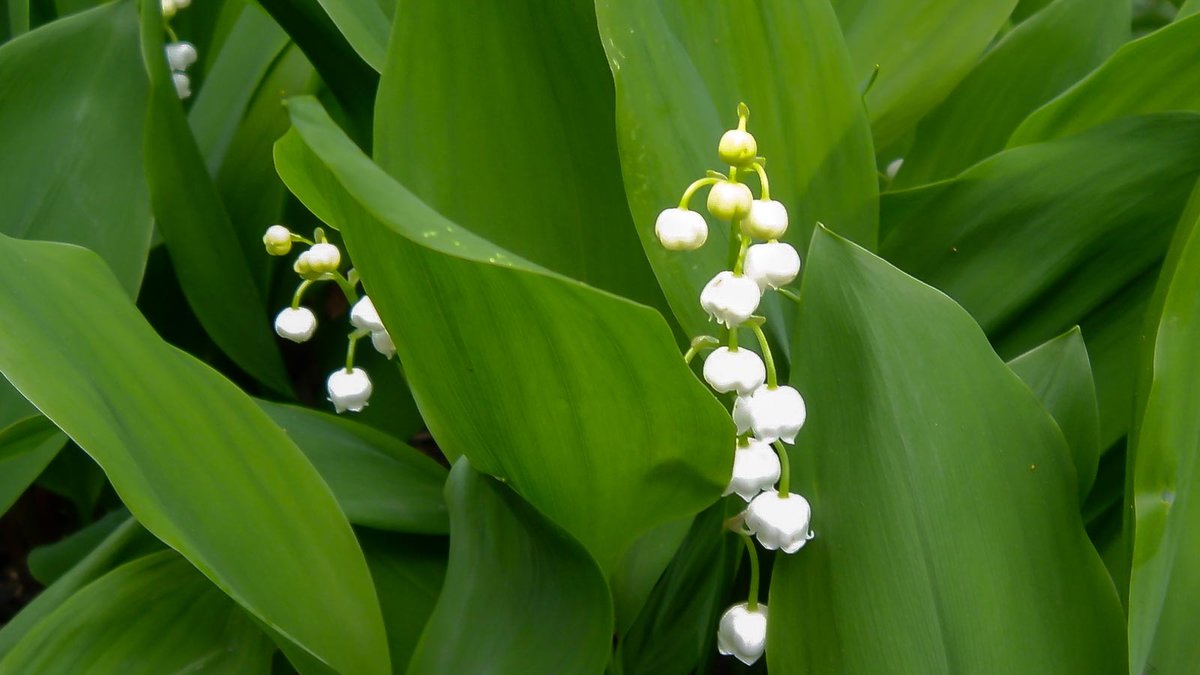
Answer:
[263, 225, 293, 256]
[707, 181, 753, 221]
[718, 129, 758, 166]
[293, 251, 323, 280]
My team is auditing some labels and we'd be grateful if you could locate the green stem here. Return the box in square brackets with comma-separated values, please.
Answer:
[330, 272, 359, 305]
[726, 221, 743, 270]
[683, 345, 701, 364]
[751, 162, 770, 201]
[678, 176, 720, 209]
[290, 280, 313, 310]
[748, 322, 777, 388]
[727, 325, 739, 351]
[164, 24, 179, 43]
[773, 441, 791, 496]
[732, 233, 751, 275]
[290, 234, 315, 246]
[345, 327, 370, 372]
[739, 533, 761, 610]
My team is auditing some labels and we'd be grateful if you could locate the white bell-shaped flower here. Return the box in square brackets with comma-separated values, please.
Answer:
[306, 242, 341, 273]
[742, 199, 788, 240]
[327, 368, 372, 413]
[700, 271, 761, 328]
[165, 42, 197, 71]
[732, 394, 754, 436]
[717, 602, 768, 666]
[745, 491, 812, 553]
[743, 385, 806, 443]
[350, 296, 385, 332]
[370, 329, 395, 359]
[718, 129, 758, 167]
[654, 208, 708, 251]
[274, 307, 316, 343]
[745, 242, 801, 290]
[707, 181, 753, 221]
[172, 72, 191, 99]
[725, 439, 781, 501]
[703, 347, 765, 395]
[262, 225, 292, 256]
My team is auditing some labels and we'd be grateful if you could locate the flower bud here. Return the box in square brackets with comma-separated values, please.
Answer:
[743, 385, 806, 444]
[725, 439, 781, 501]
[717, 602, 767, 665]
[745, 242, 801, 290]
[274, 307, 316, 343]
[703, 347, 765, 395]
[327, 367, 372, 413]
[718, 129, 758, 167]
[293, 251, 321, 280]
[654, 208, 708, 251]
[165, 42, 197, 71]
[742, 199, 788, 239]
[306, 242, 341, 273]
[350, 296, 384, 332]
[172, 72, 191, 99]
[700, 271, 761, 328]
[161, 0, 178, 17]
[745, 491, 812, 553]
[706, 181, 753, 221]
[262, 225, 292, 256]
[370, 330, 395, 359]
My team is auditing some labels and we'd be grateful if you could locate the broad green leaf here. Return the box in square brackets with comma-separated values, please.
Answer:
[27, 508, 130, 585]
[312, 0, 387, 71]
[1011, 0, 1053, 22]
[1, 551, 273, 673]
[275, 96, 731, 569]
[1128, 178, 1200, 673]
[1009, 13, 1200, 145]
[359, 530, 446, 673]
[892, 0, 1128, 188]
[1181, 0, 1200, 19]
[35, 443, 109, 523]
[1007, 328, 1101, 501]
[0, 416, 64, 516]
[139, 0, 291, 395]
[769, 227, 1124, 673]
[832, 0, 1016, 148]
[610, 517, 692, 635]
[407, 460, 612, 675]
[0, 0, 150, 295]
[594, 0, 878, 340]
[374, 0, 663, 311]
[0, 234, 389, 674]
[258, 401, 448, 534]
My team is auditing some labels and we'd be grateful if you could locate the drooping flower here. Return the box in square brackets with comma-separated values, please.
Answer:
[164, 42, 197, 71]
[700, 271, 761, 328]
[262, 225, 292, 256]
[742, 199, 788, 240]
[717, 602, 768, 666]
[274, 307, 316, 343]
[744, 242, 801, 290]
[706, 181, 753, 221]
[654, 208, 708, 251]
[350, 296, 385, 332]
[725, 439, 781, 501]
[327, 368, 372, 413]
[370, 329, 395, 359]
[703, 346, 765, 395]
[742, 385, 806, 443]
[745, 491, 812, 554]
[306, 242, 341, 273]
[172, 72, 191, 99]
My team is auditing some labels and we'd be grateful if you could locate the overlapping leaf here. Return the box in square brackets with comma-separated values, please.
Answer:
[0, 416, 64, 516]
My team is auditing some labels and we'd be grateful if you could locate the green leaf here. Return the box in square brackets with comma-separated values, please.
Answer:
[1128, 178, 1200, 673]
[374, 0, 663, 311]
[1, 551, 273, 673]
[275, 96, 731, 569]
[138, 0, 291, 395]
[1010, 13, 1200, 145]
[1181, 0, 1200, 19]
[0, 1, 151, 295]
[594, 0, 878, 339]
[312, 0, 388, 71]
[0, 234, 389, 674]
[258, 400, 448, 534]
[359, 530, 446, 673]
[407, 460, 612, 674]
[892, 0, 1128, 188]
[0, 416, 64, 516]
[831, 0, 1017, 148]
[610, 517, 692, 635]
[769, 227, 1125, 673]
[27, 508, 130, 585]
[1007, 328, 1101, 501]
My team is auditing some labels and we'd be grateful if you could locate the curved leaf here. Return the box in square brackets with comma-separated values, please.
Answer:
[359, 531, 446, 673]
[407, 460, 612, 674]
[0, 234, 389, 674]
[312, 0, 387, 71]
[768, 227, 1124, 673]
[0, 416, 64, 516]
[275, 96, 731, 569]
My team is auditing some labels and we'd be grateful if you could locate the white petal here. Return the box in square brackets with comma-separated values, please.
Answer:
[274, 307, 316, 343]
[703, 347, 765, 395]
[165, 42, 198, 71]
[747, 385, 806, 444]
[655, 208, 708, 251]
[172, 72, 191, 99]
[327, 368, 372, 413]
[307, 242, 341, 272]
[717, 602, 767, 665]
[707, 181, 753, 221]
[700, 271, 761, 328]
[744, 242, 801, 290]
[746, 491, 811, 554]
[743, 200, 789, 239]
[350, 296, 385, 332]
[370, 329, 395, 358]
[725, 439, 781, 501]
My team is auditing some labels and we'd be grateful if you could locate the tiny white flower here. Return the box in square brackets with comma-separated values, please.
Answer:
[274, 307, 316, 343]
[654, 208, 708, 251]
[161, 0, 177, 17]
[733, 394, 754, 436]
[725, 439, 781, 501]
[744, 242, 801, 290]
[370, 330, 395, 359]
[742, 199, 788, 240]
[700, 271, 761, 328]
[718, 129, 758, 167]
[306, 242, 341, 273]
[327, 367, 372, 413]
[717, 602, 768, 665]
[745, 491, 812, 554]
[885, 158, 904, 180]
[706, 181, 753, 221]
[262, 225, 292, 256]
[172, 72, 191, 99]
[744, 385, 807, 443]
[350, 296, 384, 332]
[164, 41, 197, 71]
[703, 346, 765, 395]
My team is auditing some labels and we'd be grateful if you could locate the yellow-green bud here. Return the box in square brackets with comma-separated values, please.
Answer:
[263, 225, 293, 256]
[707, 181, 753, 221]
[718, 129, 758, 167]
[293, 251, 323, 280]
[306, 242, 341, 274]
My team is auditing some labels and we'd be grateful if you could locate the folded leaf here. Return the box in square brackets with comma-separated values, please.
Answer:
[0, 416, 65, 517]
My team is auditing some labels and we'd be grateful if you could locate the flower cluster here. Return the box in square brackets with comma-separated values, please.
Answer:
[263, 225, 395, 413]
[659, 104, 813, 666]
[159, 0, 196, 99]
